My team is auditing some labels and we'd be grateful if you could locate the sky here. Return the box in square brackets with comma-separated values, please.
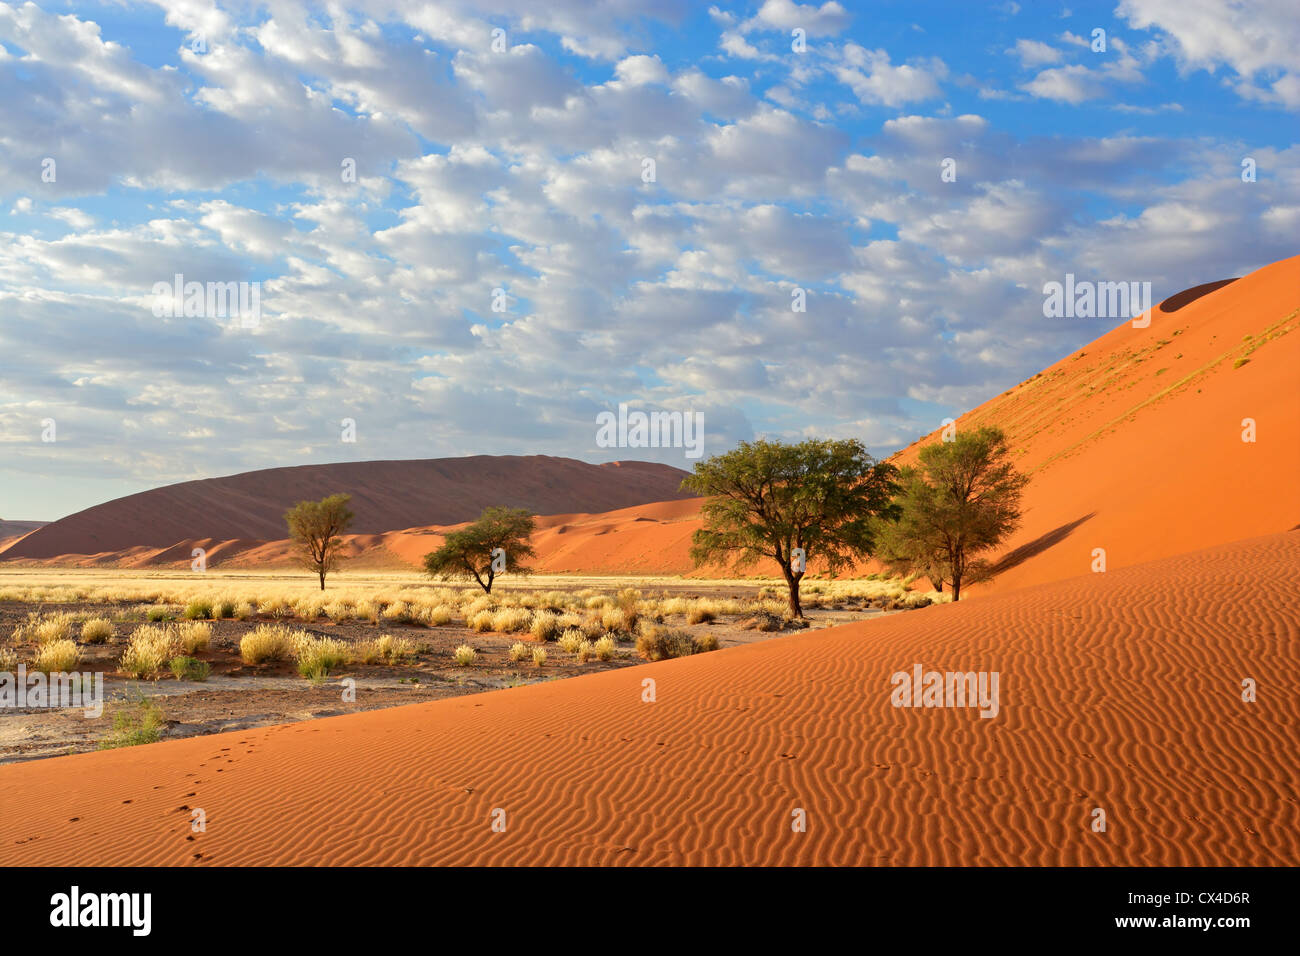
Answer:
[0, 0, 1297, 520]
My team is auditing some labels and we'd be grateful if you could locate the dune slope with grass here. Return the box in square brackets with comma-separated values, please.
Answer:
[1, 530, 1295, 866]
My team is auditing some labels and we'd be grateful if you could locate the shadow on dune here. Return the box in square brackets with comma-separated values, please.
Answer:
[990, 512, 1096, 576]
[1159, 278, 1238, 313]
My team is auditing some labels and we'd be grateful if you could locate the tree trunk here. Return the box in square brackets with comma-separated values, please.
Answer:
[319, 569, 326, 591]
[951, 573, 961, 601]
[781, 565, 804, 618]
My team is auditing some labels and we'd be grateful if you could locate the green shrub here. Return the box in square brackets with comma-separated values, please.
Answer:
[169, 656, 211, 681]
[182, 599, 213, 620]
[99, 695, 166, 750]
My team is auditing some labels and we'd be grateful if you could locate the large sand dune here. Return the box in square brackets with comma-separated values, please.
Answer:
[0, 456, 691, 562]
[3, 530, 1294, 866]
[5, 257, 1296, 598]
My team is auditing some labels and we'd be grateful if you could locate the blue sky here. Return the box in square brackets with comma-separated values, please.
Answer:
[0, 0, 1297, 520]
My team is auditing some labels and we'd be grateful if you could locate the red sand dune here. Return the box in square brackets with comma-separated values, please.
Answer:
[423, 254, 1300, 588]
[5, 257, 1297, 597]
[890, 254, 1300, 594]
[0, 457, 691, 562]
[2, 530, 1295, 866]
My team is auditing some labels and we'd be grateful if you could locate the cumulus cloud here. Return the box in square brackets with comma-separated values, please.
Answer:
[0, 0, 1294, 518]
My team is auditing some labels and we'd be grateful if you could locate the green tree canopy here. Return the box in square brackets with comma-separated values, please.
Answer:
[681, 438, 898, 618]
[874, 426, 1028, 600]
[284, 493, 355, 591]
[422, 506, 537, 594]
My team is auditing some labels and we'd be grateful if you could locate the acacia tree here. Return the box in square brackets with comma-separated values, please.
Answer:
[681, 438, 898, 618]
[285, 493, 355, 591]
[875, 426, 1028, 600]
[422, 506, 537, 594]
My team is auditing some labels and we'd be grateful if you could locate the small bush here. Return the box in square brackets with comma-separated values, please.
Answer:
[508, 641, 530, 663]
[491, 607, 532, 633]
[33, 640, 80, 674]
[529, 611, 562, 642]
[686, 606, 716, 625]
[169, 656, 211, 681]
[240, 624, 298, 665]
[421, 603, 454, 626]
[575, 640, 594, 663]
[16, 612, 77, 645]
[212, 599, 237, 619]
[381, 601, 414, 624]
[354, 634, 415, 665]
[557, 628, 585, 654]
[532, 646, 547, 668]
[182, 599, 213, 620]
[233, 602, 255, 621]
[324, 601, 353, 623]
[174, 621, 211, 654]
[120, 625, 178, 679]
[146, 605, 172, 622]
[694, 633, 720, 653]
[468, 609, 495, 632]
[635, 625, 698, 662]
[99, 695, 165, 750]
[452, 644, 477, 666]
[593, 635, 616, 661]
[294, 635, 350, 678]
[80, 618, 114, 644]
[599, 607, 628, 633]
[0, 647, 17, 671]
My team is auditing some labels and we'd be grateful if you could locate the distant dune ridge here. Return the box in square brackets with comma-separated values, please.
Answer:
[1, 530, 1294, 866]
[4, 255, 1298, 597]
[0, 457, 691, 562]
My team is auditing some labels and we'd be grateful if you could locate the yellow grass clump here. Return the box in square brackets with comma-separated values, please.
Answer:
[174, 621, 211, 654]
[33, 639, 80, 674]
[529, 611, 561, 642]
[354, 634, 415, 665]
[490, 607, 532, 633]
[557, 628, 585, 654]
[16, 611, 77, 645]
[80, 618, 115, 644]
[452, 644, 477, 666]
[508, 641, 530, 663]
[120, 625, 178, 679]
[240, 623, 299, 665]
[420, 603, 455, 626]
[293, 633, 351, 679]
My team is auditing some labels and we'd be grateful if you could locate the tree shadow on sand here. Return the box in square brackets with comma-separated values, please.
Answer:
[989, 512, 1096, 576]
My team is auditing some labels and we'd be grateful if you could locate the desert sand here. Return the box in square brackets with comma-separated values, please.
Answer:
[3, 530, 1295, 866]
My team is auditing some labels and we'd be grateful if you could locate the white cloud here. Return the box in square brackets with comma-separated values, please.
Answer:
[1118, 0, 1300, 107]
[1010, 39, 1062, 67]
[835, 45, 947, 107]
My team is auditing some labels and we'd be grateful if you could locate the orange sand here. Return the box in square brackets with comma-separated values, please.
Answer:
[3, 530, 1295, 866]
